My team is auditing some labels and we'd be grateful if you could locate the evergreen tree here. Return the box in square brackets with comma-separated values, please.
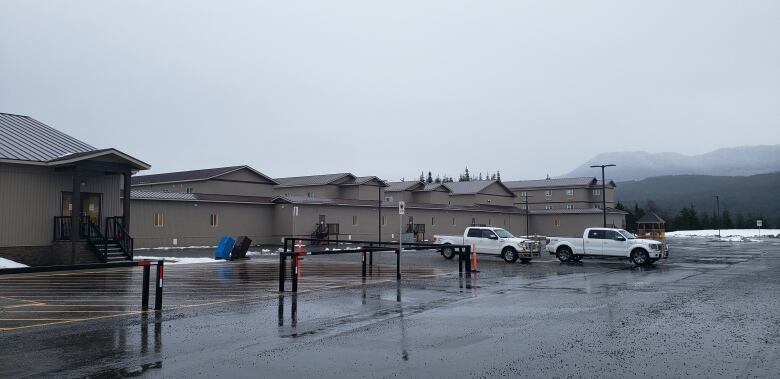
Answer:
[464, 167, 470, 181]
[721, 210, 734, 229]
[490, 173, 496, 180]
[426, 171, 433, 184]
[496, 171, 501, 182]
[419, 171, 425, 182]
[735, 213, 746, 229]
[700, 213, 711, 230]
[434, 175, 441, 184]
[478, 173, 483, 181]
[688, 205, 701, 230]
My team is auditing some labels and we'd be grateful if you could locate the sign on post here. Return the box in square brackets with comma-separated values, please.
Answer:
[757, 220, 763, 227]
[399, 201, 405, 215]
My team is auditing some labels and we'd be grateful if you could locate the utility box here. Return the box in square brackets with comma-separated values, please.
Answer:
[215, 236, 236, 260]
[231, 236, 252, 260]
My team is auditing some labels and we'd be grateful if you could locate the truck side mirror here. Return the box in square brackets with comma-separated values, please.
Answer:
[615, 236, 626, 241]
[488, 235, 498, 240]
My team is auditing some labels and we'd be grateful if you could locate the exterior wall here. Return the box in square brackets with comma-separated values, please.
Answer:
[448, 194, 477, 206]
[412, 190, 449, 205]
[339, 185, 384, 201]
[129, 200, 275, 248]
[0, 163, 122, 248]
[513, 186, 615, 210]
[275, 184, 341, 199]
[384, 191, 413, 203]
[529, 213, 626, 237]
[275, 203, 528, 243]
[473, 193, 514, 206]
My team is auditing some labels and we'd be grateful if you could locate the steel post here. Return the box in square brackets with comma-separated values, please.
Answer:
[154, 261, 164, 311]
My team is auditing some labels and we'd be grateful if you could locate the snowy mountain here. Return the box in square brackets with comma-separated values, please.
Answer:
[561, 145, 780, 182]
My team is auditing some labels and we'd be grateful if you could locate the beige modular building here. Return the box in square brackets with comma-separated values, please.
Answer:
[0, 113, 626, 265]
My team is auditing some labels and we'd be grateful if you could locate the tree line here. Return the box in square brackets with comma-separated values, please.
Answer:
[616, 202, 776, 232]
[408, 167, 502, 184]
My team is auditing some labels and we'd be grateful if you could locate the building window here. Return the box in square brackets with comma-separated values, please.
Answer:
[352, 216, 358, 226]
[153, 213, 164, 227]
[210, 214, 219, 227]
[566, 204, 574, 209]
[431, 217, 436, 226]
[307, 192, 314, 198]
[593, 189, 602, 196]
[520, 204, 527, 210]
[488, 219, 492, 226]
[545, 190, 552, 197]
[566, 189, 574, 196]
[554, 219, 561, 227]
[452, 217, 456, 226]
[385, 196, 393, 202]
[382, 215, 387, 226]
[595, 204, 602, 209]
[162, 189, 170, 193]
[545, 205, 553, 210]
[520, 191, 528, 197]
[186, 187, 194, 193]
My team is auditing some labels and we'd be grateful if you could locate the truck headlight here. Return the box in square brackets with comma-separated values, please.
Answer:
[650, 244, 661, 251]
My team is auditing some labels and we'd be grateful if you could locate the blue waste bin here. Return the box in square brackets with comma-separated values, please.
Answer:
[215, 236, 236, 260]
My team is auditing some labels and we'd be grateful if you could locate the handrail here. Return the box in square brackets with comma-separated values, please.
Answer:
[106, 216, 134, 259]
[84, 219, 108, 262]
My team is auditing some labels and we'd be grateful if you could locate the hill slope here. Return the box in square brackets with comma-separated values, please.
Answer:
[615, 171, 780, 220]
[563, 145, 780, 181]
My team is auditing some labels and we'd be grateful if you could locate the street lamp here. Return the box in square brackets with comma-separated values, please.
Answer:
[590, 164, 616, 227]
[713, 195, 721, 240]
[522, 194, 532, 236]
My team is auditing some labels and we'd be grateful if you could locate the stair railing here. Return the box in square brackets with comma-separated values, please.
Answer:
[106, 216, 134, 260]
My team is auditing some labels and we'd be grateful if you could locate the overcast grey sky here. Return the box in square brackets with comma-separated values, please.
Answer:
[1, 0, 778, 180]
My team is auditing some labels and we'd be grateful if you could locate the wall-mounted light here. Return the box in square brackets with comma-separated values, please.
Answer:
[80, 180, 86, 187]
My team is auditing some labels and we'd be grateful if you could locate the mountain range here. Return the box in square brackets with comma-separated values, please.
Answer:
[562, 145, 780, 182]
[615, 171, 780, 222]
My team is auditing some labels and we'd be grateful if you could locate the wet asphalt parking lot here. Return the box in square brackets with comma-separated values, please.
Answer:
[1, 238, 779, 378]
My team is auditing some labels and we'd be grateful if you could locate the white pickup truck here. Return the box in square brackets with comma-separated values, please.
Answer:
[433, 227, 542, 263]
[545, 228, 669, 265]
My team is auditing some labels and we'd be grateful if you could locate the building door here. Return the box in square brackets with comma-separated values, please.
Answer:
[62, 192, 102, 225]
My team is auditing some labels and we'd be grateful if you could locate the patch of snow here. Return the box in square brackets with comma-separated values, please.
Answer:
[134, 256, 222, 265]
[666, 229, 780, 240]
[135, 246, 215, 251]
[246, 249, 276, 257]
[0, 257, 28, 268]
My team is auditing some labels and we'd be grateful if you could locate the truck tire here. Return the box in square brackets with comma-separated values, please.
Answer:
[519, 258, 532, 264]
[556, 246, 573, 262]
[502, 247, 519, 263]
[441, 245, 455, 260]
[630, 249, 650, 266]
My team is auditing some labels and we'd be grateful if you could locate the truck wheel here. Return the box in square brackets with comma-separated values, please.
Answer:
[502, 248, 519, 263]
[441, 245, 455, 260]
[572, 255, 583, 262]
[519, 258, 532, 264]
[630, 249, 650, 266]
[556, 246, 573, 262]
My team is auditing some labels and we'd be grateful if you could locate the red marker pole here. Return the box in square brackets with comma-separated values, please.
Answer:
[154, 260, 164, 311]
[471, 242, 478, 272]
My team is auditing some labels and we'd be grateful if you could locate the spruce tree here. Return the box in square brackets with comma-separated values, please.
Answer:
[478, 173, 483, 181]
[419, 171, 425, 182]
[464, 167, 470, 181]
[721, 210, 734, 229]
[700, 213, 711, 230]
[496, 171, 501, 182]
[735, 213, 746, 229]
[426, 172, 433, 184]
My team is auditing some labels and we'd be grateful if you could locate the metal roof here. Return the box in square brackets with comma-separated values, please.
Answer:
[529, 207, 628, 215]
[0, 112, 95, 162]
[271, 196, 528, 214]
[417, 183, 451, 192]
[637, 212, 665, 223]
[132, 165, 275, 185]
[129, 190, 274, 204]
[345, 176, 387, 187]
[385, 181, 424, 192]
[443, 180, 514, 196]
[503, 177, 597, 190]
[274, 173, 354, 187]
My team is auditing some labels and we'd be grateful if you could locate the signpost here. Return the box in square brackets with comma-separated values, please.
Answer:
[398, 201, 405, 280]
[757, 219, 763, 238]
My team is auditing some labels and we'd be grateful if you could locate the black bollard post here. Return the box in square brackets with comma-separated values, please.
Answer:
[154, 261, 164, 311]
[142, 263, 150, 310]
[362, 252, 367, 278]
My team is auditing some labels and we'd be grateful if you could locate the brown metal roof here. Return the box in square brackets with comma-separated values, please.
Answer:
[271, 196, 527, 214]
[129, 190, 274, 205]
[274, 173, 354, 187]
[132, 165, 275, 185]
[416, 183, 451, 192]
[443, 180, 514, 196]
[529, 207, 628, 215]
[503, 177, 598, 190]
[637, 212, 665, 223]
[0, 112, 95, 162]
[385, 181, 425, 192]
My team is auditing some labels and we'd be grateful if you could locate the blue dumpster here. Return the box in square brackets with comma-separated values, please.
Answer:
[215, 236, 236, 260]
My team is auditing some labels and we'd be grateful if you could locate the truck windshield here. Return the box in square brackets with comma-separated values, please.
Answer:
[493, 229, 515, 238]
[618, 230, 636, 239]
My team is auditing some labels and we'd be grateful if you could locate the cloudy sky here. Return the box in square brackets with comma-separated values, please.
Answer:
[1, 0, 778, 181]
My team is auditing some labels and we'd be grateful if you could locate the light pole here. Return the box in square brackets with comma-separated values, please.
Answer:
[522, 194, 532, 236]
[590, 164, 616, 227]
[713, 195, 721, 240]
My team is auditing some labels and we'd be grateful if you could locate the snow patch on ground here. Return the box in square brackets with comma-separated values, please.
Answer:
[666, 229, 780, 241]
[0, 257, 28, 268]
[135, 246, 215, 251]
[246, 249, 274, 257]
[134, 256, 223, 265]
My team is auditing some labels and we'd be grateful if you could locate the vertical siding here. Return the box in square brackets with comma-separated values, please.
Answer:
[129, 200, 275, 248]
[0, 164, 121, 247]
